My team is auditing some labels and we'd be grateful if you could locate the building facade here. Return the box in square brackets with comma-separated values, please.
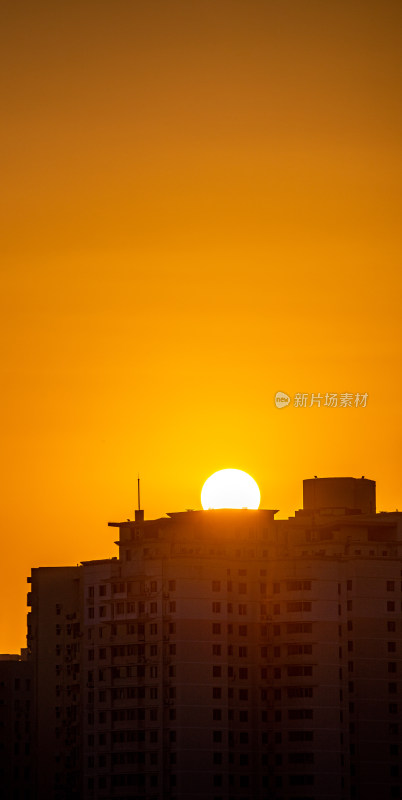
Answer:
[27, 566, 82, 799]
[21, 477, 402, 799]
[0, 653, 33, 800]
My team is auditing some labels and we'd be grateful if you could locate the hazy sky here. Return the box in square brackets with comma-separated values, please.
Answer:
[1, 0, 402, 651]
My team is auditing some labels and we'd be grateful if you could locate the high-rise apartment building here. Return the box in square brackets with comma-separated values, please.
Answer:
[0, 652, 33, 799]
[27, 567, 82, 799]
[22, 477, 402, 799]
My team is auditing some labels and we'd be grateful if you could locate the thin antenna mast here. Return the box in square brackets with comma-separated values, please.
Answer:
[135, 474, 144, 522]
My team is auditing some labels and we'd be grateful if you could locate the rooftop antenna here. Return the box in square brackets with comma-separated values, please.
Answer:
[135, 474, 144, 523]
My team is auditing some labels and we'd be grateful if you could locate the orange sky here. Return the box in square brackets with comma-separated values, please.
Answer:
[1, 0, 402, 652]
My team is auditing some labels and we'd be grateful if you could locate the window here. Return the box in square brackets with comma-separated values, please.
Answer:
[288, 709, 313, 720]
[287, 601, 312, 612]
[239, 646, 247, 657]
[239, 668, 248, 679]
[212, 581, 221, 591]
[239, 583, 247, 594]
[213, 731, 222, 743]
[288, 730, 314, 742]
[273, 582, 280, 593]
[287, 644, 312, 655]
[287, 622, 312, 634]
[287, 687, 313, 699]
[388, 642, 397, 653]
[289, 775, 314, 786]
[387, 581, 395, 591]
[239, 689, 248, 701]
[168, 580, 176, 591]
[287, 665, 313, 677]
[169, 602, 176, 612]
[213, 645, 221, 656]
[238, 604, 247, 615]
[150, 624, 158, 635]
[99, 606, 106, 618]
[239, 625, 247, 636]
[387, 601, 396, 612]
[213, 666, 222, 678]
[169, 623, 176, 634]
[388, 621, 397, 632]
[150, 602, 157, 613]
[213, 709, 222, 720]
[388, 663, 397, 673]
[289, 752, 314, 764]
[287, 580, 311, 591]
[99, 585, 106, 596]
[212, 603, 221, 613]
[212, 624, 221, 634]
[213, 688, 222, 699]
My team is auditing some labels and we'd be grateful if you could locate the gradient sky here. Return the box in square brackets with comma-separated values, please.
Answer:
[1, 0, 402, 652]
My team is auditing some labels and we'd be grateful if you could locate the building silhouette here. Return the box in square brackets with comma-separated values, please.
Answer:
[2, 476, 402, 799]
[0, 652, 33, 799]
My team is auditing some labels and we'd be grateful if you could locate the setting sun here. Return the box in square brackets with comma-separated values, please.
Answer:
[201, 469, 261, 510]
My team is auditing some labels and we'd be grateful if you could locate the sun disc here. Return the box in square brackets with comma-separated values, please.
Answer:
[201, 469, 260, 510]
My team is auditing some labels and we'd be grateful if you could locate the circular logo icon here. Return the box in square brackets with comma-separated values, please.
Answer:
[275, 391, 291, 409]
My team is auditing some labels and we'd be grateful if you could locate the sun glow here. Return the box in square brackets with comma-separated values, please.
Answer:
[201, 469, 260, 510]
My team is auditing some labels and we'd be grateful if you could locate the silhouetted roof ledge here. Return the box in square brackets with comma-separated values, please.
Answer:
[166, 509, 278, 518]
